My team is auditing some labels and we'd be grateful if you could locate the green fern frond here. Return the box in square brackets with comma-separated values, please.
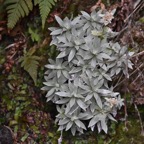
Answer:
[38, 0, 57, 29]
[5, 0, 57, 29]
[5, 0, 33, 29]
[34, 0, 40, 6]
[19, 48, 40, 85]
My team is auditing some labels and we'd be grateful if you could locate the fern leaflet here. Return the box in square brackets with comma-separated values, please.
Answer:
[5, 0, 57, 29]
[5, 0, 33, 29]
[34, 0, 39, 6]
[19, 48, 40, 85]
[38, 0, 57, 29]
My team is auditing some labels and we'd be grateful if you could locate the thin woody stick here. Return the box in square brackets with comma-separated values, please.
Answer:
[134, 104, 144, 136]
[114, 63, 144, 88]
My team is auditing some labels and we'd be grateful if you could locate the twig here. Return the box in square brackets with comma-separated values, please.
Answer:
[113, 73, 123, 88]
[58, 130, 63, 144]
[10, 51, 17, 59]
[124, 1, 143, 22]
[123, 58, 129, 130]
[114, 63, 144, 88]
[125, 48, 129, 78]
[132, 50, 144, 58]
[124, 96, 128, 131]
[5, 43, 17, 50]
[134, 103, 144, 136]
[114, 26, 128, 42]
[128, 20, 136, 48]
[131, 73, 141, 85]
[129, 63, 143, 76]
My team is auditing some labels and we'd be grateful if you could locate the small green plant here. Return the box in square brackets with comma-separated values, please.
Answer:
[4, 0, 57, 29]
[19, 48, 40, 85]
[28, 27, 41, 42]
[42, 9, 134, 135]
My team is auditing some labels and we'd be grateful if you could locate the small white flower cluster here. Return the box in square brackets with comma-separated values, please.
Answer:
[99, 9, 116, 25]
[105, 97, 117, 108]
[91, 9, 118, 38]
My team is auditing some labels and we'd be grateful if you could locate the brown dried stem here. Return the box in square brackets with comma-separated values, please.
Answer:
[134, 103, 144, 136]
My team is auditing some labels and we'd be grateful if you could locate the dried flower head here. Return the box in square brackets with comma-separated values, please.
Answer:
[99, 9, 116, 25]
[105, 97, 118, 108]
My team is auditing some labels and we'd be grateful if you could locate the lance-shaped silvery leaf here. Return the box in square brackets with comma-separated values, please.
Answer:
[55, 15, 64, 27]
[42, 76, 66, 102]
[56, 81, 87, 111]
[88, 100, 100, 113]
[70, 31, 85, 50]
[66, 103, 79, 115]
[50, 37, 58, 46]
[93, 92, 103, 109]
[110, 42, 121, 53]
[71, 16, 81, 26]
[63, 17, 72, 29]
[98, 89, 119, 97]
[65, 121, 73, 131]
[78, 111, 93, 120]
[127, 60, 133, 69]
[45, 58, 70, 79]
[88, 113, 107, 132]
[57, 34, 68, 43]
[74, 119, 86, 130]
[81, 10, 103, 32]
[81, 11, 91, 20]
[108, 50, 133, 76]
[78, 76, 104, 108]
[93, 69, 112, 81]
[55, 16, 72, 30]
[49, 16, 76, 38]
[71, 125, 77, 136]
[68, 49, 76, 62]
[83, 38, 110, 68]
[90, 10, 101, 22]
[107, 114, 117, 122]
[73, 53, 86, 66]
[69, 67, 82, 74]
[76, 99, 87, 111]
[49, 27, 63, 36]
[55, 105, 66, 122]
[100, 118, 108, 133]
[57, 110, 87, 135]
[50, 29, 63, 35]
[104, 27, 119, 38]
[56, 98, 70, 104]
[120, 46, 128, 55]
[57, 50, 70, 59]
[88, 114, 100, 128]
